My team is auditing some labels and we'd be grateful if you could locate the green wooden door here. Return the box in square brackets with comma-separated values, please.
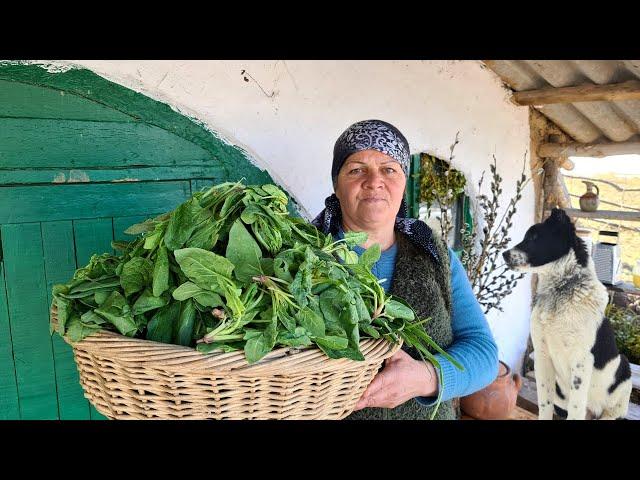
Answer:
[0, 63, 283, 419]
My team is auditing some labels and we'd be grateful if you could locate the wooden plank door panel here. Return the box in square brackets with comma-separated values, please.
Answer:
[1, 223, 58, 419]
[0, 262, 20, 419]
[41, 221, 91, 420]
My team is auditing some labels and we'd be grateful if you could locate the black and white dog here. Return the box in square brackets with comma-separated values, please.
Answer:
[503, 208, 632, 420]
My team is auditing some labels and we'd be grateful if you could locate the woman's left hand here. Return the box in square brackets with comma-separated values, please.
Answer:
[354, 349, 439, 410]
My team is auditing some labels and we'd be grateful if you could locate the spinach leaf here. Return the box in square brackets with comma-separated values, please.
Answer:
[277, 327, 312, 347]
[343, 231, 368, 248]
[66, 315, 102, 342]
[120, 257, 153, 298]
[278, 308, 297, 333]
[94, 289, 113, 306]
[94, 291, 137, 337]
[385, 299, 415, 320]
[339, 293, 362, 356]
[81, 310, 108, 326]
[319, 288, 345, 334]
[359, 243, 381, 270]
[146, 302, 181, 344]
[175, 299, 197, 346]
[354, 291, 372, 323]
[54, 297, 71, 335]
[143, 222, 166, 250]
[289, 260, 312, 308]
[193, 291, 224, 308]
[226, 219, 263, 284]
[133, 288, 168, 315]
[314, 335, 349, 350]
[295, 307, 325, 338]
[273, 250, 302, 282]
[244, 318, 277, 364]
[124, 218, 157, 235]
[164, 199, 206, 250]
[172, 282, 202, 301]
[173, 248, 235, 288]
[317, 345, 365, 361]
[359, 322, 380, 339]
[260, 258, 275, 277]
[152, 245, 170, 297]
[186, 221, 219, 250]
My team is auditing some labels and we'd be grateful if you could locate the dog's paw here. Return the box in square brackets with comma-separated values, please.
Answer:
[537, 406, 555, 420]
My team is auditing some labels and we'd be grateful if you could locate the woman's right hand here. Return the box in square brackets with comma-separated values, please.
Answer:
[354, 349, 439, 410]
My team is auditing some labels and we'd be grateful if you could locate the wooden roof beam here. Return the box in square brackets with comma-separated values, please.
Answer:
[513, 80, 640, 106]
[538, 140, 640, 158]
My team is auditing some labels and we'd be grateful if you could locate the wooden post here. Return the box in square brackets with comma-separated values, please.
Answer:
[529, 109, 549, 224]
[529, 110, 572, 222]
[542, 156, 572, 212]
[523, 109, 574, 375]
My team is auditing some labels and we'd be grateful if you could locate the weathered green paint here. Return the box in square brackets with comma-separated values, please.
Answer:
[1, 166, 224, 186]
[71, 218, 114, 420]
[0, 262, 20, 419]
[463, 194, 473, 233]
[0, 79, 135, 122]
[73, 218, 115, 265]
[0, 182, 191, 224]
[41, 221, 91, 419]
[0, 62, 299, 419]
[0, 62, 280, 188]
[0, 118, 215, 169]
[405, 153, 422, 218]
[190, 178, 217, 195]
[2, 223, 58, 419]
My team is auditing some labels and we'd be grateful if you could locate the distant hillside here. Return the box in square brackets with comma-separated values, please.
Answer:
[564, 173, 640, 283]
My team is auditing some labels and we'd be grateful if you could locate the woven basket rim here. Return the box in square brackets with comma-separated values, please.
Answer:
[51, 304, 401, 376]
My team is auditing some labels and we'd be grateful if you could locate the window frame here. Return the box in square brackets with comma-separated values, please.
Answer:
[405, 153, 473, 257]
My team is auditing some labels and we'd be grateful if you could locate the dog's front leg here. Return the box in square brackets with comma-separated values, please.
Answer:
[531, 325, 555, 420]
[534, 350, 556, 420]
[566, 356, 592, 420]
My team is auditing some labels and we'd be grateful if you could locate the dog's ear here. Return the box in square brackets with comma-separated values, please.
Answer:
[573, 234, 589, 267]
[550, 207, 570, 224]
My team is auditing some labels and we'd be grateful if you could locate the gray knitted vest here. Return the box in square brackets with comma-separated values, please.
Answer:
[346, 231, 459, 420]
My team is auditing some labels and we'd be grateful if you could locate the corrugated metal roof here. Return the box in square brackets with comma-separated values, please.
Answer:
[483, 60, 640, 144]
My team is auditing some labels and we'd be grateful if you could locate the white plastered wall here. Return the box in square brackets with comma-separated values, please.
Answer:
[45, 59, 535, 373]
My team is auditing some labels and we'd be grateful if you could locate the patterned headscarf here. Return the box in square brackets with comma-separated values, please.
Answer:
[313, 120, 441, 264]
[331, 119, 410, 185]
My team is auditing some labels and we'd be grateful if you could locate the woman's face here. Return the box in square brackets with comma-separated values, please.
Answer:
[334, 149, 406, 229]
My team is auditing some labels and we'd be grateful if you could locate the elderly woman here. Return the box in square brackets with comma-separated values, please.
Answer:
[312, 119, 499, 420]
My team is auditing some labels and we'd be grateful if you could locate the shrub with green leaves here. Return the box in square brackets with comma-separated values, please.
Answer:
[606, 303, 640, 365]
[52, 181, 462, 400]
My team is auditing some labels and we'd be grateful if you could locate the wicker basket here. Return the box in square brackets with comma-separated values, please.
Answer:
[51, 304, 401, 419]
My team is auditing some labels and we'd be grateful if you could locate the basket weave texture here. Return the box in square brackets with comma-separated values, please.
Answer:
[51, 304, 401, 419]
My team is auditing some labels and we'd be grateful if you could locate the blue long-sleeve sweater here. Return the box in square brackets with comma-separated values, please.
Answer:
[346, 235, 499, 405]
